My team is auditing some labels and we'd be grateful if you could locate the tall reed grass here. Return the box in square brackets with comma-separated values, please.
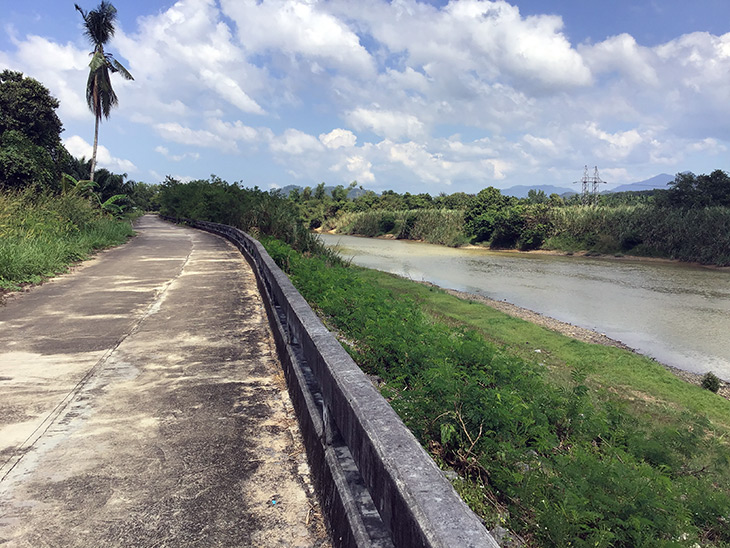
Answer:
[334, 208, 467, 247]
[0, 190, 134, 288]
[548, 205, 730, 265]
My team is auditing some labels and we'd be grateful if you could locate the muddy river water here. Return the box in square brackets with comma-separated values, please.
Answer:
[319, 234, 730, 380]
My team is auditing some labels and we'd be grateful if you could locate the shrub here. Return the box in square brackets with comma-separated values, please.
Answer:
[702, 372, 721, 393]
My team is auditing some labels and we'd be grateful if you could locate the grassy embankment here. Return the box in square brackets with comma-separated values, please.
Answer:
[263, 236, 730, 547]
[0, 190, 135, 290]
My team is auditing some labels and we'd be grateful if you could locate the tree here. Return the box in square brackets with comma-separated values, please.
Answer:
[463, 187, 513, 242]
[526, 189, 548, 204]
[658, 170, 730, 208]
[0, 70, 67, 190]
[75, 1, 133, 182]
[314, 182, 327, 200]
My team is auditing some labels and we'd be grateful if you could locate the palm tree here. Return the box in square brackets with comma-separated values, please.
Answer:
[75, 2, 133, 182]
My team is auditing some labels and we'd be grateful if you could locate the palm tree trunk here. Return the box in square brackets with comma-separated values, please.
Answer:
[90, 114, 99, 182]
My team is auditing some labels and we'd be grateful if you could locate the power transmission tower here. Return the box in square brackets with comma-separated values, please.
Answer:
[574, 165, 607, 205]
[591, 166, 607, 203]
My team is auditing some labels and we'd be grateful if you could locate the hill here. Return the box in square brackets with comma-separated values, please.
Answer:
[607, 173, 674, 193]
[501, 184, 577, 198]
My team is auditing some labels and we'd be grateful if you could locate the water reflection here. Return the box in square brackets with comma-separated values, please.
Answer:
[320, 234, 730, 379]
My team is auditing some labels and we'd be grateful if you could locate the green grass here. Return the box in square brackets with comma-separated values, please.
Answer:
[0, 190, 134, 289]
[261, 237, 730, 547]
[361, 268, 730, 429]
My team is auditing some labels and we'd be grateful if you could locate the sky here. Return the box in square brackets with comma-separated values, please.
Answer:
[2, 0, 730, 194]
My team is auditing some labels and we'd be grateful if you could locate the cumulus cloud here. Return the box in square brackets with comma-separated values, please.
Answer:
[319, 128, 357, 149]
[581, 34, 659, 86]
[64, 135, 137, 173]
[220, 0, 375, 77]
[154, 122, 235, 152]
[270, 128, 324, 155]
[346, 108, 425, 140]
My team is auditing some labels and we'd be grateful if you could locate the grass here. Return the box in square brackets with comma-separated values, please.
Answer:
[360, 268, 730, 429]
[0, 190, 135, 289]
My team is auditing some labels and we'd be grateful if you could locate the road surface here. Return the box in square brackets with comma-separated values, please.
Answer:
[0, 215, 329, 547]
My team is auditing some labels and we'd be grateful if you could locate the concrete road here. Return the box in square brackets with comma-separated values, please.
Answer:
[0, 215, 329, 547]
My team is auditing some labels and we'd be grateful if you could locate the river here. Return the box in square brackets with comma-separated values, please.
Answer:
[318, 234, 730, 380]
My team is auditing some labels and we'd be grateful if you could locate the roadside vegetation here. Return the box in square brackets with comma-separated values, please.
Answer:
[156, 175, 339, 261]
[0, 68, 154, 291]
[160, 178, 730, 546]
[0, 190, 134, 289]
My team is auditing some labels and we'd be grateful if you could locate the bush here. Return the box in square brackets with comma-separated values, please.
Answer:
[702, 372, 721, 393]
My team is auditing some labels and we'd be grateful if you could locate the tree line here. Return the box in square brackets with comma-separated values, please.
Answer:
[282, 173, 730, 265]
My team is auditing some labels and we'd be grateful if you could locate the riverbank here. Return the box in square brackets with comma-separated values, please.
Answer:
[262, 238, 730, 545]
[356, 266, 730, 427]
[431, 282, 730, 400]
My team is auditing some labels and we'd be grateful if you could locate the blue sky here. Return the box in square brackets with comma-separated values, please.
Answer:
[2, 0, 729, 193]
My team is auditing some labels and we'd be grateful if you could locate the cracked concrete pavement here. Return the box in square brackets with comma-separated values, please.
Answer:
[0, 215, 330, 547]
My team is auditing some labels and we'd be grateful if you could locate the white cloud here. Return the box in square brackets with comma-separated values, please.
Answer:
[319, 128, 357, 149]
[688, 138, 726, 153]
[154, 122, 234, 152]
[346, 108, 425, 140]
[220, 0, 375, 77]
[198, 68, 264, 114]
[155, 146, 200, 162]
[270, 128, 324, 155]
[207, 119, 271, 144]
[581, 34, 659, 86]
[64, 135, 137, 173]
[584, 123, 644, 160]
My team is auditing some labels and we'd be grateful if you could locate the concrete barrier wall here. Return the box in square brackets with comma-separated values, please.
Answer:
[163, 217, 498, 548]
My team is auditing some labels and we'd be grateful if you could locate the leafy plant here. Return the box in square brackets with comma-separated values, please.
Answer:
[702, 372, 721, 393]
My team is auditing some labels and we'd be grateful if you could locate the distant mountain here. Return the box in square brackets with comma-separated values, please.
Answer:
[501, 184, 577, 198]
[607, 173, 675, 193]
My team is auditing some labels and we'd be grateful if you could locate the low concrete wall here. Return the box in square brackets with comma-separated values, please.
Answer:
[163, 217, 498, 548]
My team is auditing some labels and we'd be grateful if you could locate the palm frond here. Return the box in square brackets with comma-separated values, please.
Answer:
[88, 50, 106, 72]
[111, 58, 134, 81]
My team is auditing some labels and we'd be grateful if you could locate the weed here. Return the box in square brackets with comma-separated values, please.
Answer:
[0, 190, 133, 287]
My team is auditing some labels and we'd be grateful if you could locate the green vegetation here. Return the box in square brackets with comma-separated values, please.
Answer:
[156, 176, 340, 260]
[0, 70, 72, 192]
[1, 65, 152, 291]
[334, 208, 467, 246]
[261, 239, 730, 547]
[283, 172, 730, 266]
[703, 373, 722, 394]
[0, 190, 134, 289]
